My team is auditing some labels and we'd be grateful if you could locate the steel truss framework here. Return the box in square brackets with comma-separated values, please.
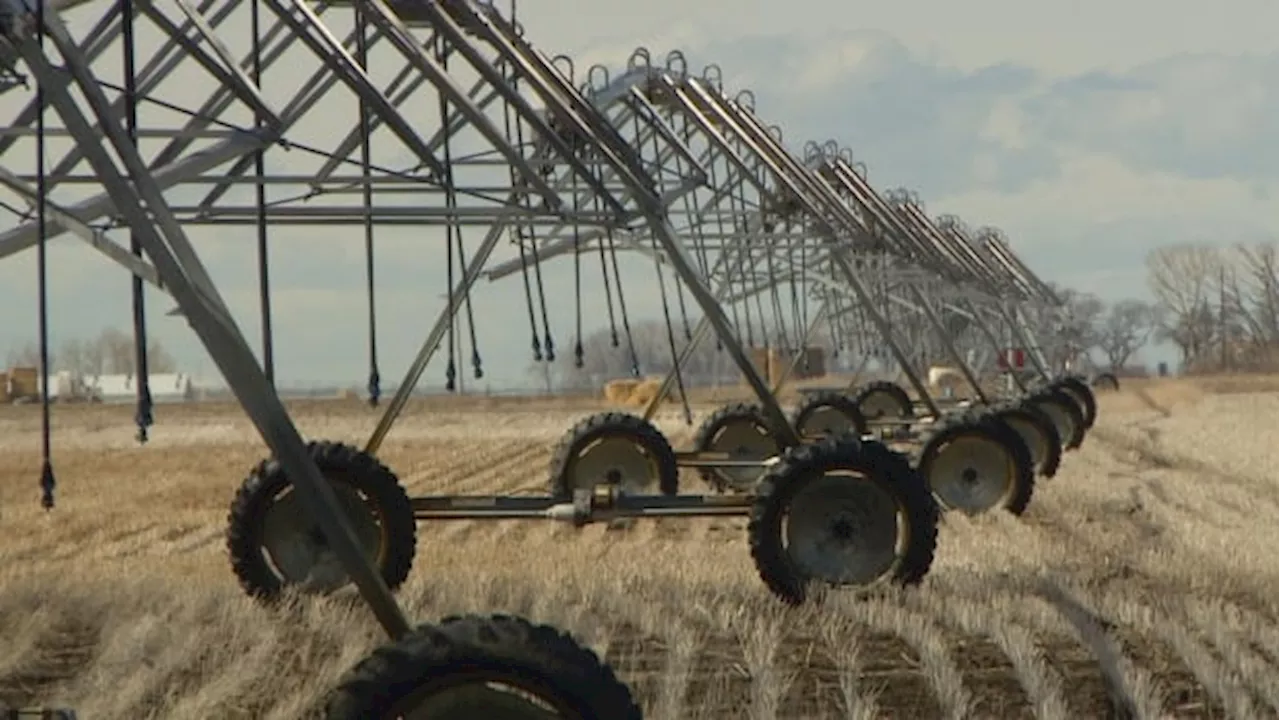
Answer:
[0, 0, 1080, 646]
[483, 51, 1068, 425]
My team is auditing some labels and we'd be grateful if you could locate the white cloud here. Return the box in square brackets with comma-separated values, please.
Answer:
[935, 152, 1275, 233]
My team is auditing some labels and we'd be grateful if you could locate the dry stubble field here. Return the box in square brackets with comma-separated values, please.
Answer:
[0, 378, 1277, 719]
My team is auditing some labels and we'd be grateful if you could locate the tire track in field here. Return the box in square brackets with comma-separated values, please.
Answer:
[120, 519, 226, 559]
[168, 525, 226, 556]
[1091, 425, 1270, 511]
[908, 592, 1066, 720]
[396, 440, 520, 495]
[429, 443, 552, 545]
[86, 523, 180, 561]
[107, 522, 208, 560]
[1175, 597, 1279, 712]
[1071, 425, 1275, 614]
[0, 611, 101, 709]
[55, 520, 166, 561]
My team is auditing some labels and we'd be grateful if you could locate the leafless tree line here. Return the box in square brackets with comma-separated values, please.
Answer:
[536, 290, 1157, 390]
[1020, 286, 1165, 374]
[4, 328, 177, 376]
[1146, 242, 1278, 373]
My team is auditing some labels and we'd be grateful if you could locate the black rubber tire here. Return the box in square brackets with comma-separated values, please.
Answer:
[1028, 388, 1087, 451]
[226, 441, 416, 601]
[547, 412, 679, 499]
[324, 614, 642, 720]
[1053, 375, 1097, 430]
[916, 413, 1036, 516]
[995, 402, 1063, 479]
[690, 402, 779, 493]
[790, 391, 869, 437]
[1091, 372, 1120, 391]
[852, 380, 915, 420]
[748, 435, 938, 605]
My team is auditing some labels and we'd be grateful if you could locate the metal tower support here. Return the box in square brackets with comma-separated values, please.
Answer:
[2, 1, 784, 640]
[2, 0, 411, 637]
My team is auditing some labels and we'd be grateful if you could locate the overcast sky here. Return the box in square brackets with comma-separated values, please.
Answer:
[0, 0, 1275, 389]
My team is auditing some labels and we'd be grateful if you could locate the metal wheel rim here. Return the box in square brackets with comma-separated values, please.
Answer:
[798, 405, 859, 437]
[782, 470, 907, 587]
[708, 418, 778, 490]
[859, 390, 907, 419]
[260, 483, 385, 593]
[925, 434, 1016, 514]
[390, 672, 577, 719]
[569, 436, 656, 494]
[1002, 416, 1046, 473]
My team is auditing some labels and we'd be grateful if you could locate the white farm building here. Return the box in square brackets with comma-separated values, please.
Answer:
[84, 373, 197, 404]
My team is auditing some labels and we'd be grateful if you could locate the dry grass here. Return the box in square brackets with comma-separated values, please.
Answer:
[0, 376, 1276, 719]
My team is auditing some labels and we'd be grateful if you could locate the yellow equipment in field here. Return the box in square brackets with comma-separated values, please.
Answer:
[5, 366, 38, 403]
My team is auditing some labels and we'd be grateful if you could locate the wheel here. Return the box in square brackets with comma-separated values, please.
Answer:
[1053, 375, 1097, 430]
[916, 413, 1036, 515]
[691, 402, 780, 493]
[853, 380, 914, 421]
[993, 402, 1063, 479]
[1091, 372, 1120, 392]
[1028, 388, 1086, 451]
[547, 412, 678, 499]
[226, 441, 416, 600]
[748, 435, 938, 605]
[790, 391, 868, 438]
[324, 614, 642, 720]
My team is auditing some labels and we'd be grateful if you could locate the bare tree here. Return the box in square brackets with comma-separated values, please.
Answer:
[77, 328, 177, 375]
[92, 327, 135, 374]
[1096, 299, 1160, 370]
[5, 329, 176, 376]
[1224, 242, 1279, 369]
[4, 343, 55, 370]
[1017, 284, 1103, 372]
[58, 338, 90, 375]
[1147, 244, 1222, 366]
[145, 338, 177, 374]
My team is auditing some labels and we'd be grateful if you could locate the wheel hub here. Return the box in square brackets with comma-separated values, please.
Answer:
[706, 419, 777, 491]
[784, 472, 904, 586]
[829, 516, 856, 541]
[860, 391, 903, 419]
[570, 436, 654, 494]
[260, 482, 383, 593]
[925, 434, 1015, 514]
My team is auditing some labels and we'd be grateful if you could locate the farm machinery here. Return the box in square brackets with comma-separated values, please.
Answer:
[1, 0, 649, 715]
[1, 0, 1099, 715]
[478, 51, 1098, 518]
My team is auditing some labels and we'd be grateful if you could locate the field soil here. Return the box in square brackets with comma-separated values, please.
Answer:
[0, 377, 1276, 719]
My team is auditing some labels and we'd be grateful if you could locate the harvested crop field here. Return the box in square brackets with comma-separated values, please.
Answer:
[0, 377, 1276, 719]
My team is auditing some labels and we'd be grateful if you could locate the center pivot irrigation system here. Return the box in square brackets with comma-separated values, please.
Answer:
[0, 0, 1101, 716]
